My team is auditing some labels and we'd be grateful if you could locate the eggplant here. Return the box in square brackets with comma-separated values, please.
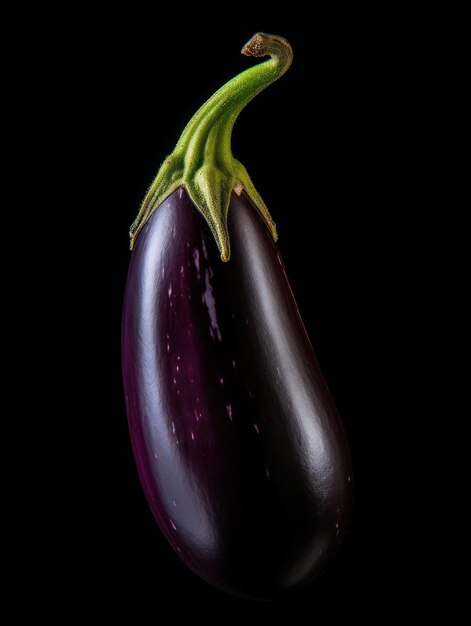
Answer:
[122, 33, 352, 599]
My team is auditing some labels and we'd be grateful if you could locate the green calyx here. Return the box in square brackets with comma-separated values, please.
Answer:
[129, 33, 293, 261]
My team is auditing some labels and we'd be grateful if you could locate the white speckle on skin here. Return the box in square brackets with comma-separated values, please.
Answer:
[173, 378, 177, 384]
[253, 423, 260, 434]
[167, 343, 170, 353]
[176, 365, 180, 374]
[348, 475, 351, 482]
[202, 269, 222, 341]
[194, 409, 199, 421]
[232, 360, 236, 369]
[201, 236, 208, 259]
[172, 500, 177, 507]
[220, 377, 224, 385]
[172, 422, 175, 434]
[193, 248, 200, 278]
[180, 265, 184, 275]
[168, 284, 172, 298]
[177, 355, 181, 361]
[191, 431, 195, 440]
[170, 519, 177, 531]
[226, 403, 233, 420]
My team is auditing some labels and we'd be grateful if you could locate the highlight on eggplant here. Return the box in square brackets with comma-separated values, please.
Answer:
[122, 33, 353, 599]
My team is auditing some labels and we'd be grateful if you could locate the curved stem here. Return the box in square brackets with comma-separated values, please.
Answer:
[130, 33, 293, 261]
[178, 33, 292, 162]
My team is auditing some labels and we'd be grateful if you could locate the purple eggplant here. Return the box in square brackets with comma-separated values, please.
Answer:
[122, 34, 352, 599]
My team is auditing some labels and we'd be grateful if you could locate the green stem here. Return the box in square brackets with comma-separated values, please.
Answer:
[129, 33, 293, 261]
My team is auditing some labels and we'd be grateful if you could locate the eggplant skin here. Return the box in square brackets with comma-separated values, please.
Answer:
[122, 187, 353, 599]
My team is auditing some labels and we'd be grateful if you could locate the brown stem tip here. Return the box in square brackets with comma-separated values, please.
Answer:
[242, 33, 265, 57]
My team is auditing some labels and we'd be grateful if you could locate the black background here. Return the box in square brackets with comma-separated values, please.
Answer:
[18, 7, 452, 620]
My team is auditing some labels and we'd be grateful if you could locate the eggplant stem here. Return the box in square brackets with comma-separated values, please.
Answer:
[129, 33, 292, 260]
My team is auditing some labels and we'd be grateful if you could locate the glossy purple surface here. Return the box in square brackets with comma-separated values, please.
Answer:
[122, 188, 352, 598]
